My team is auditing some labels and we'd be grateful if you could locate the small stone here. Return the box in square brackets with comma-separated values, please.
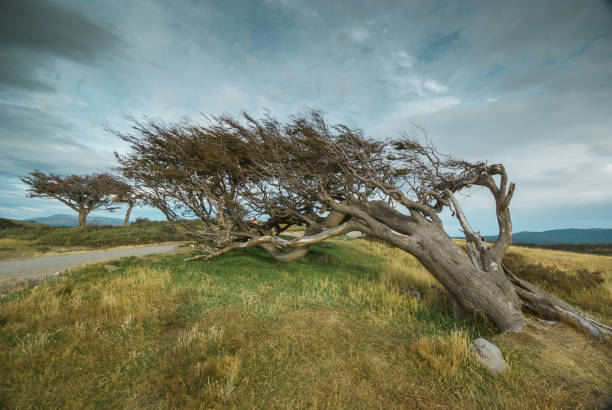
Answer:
[470, 338, 509, 375]
[104, 264, 118, 272]
[399, 287, 423, 300]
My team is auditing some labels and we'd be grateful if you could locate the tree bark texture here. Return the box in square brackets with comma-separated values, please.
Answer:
[124, 203, 134, 226]
[349, 201, 525, 333]
[77, 210, 88, 228]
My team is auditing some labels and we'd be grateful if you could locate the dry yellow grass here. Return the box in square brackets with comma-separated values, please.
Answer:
[503, 244, 612, 322]
[0, 238, 610, 408]
[508, 245, 612, 275]
[0, 238, 28, 249]
[351, 238, 438, 287]
[0, 238, 41, 260]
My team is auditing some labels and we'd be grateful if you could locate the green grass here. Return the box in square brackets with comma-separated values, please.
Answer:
[0, 219, 188, 260]
[0, 239, 611, 408]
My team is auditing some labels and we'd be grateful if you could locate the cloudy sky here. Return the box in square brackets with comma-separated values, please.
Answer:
[1, 0, 611, 235]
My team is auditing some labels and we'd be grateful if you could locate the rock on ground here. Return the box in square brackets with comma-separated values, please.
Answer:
[470, 338, 509, 375]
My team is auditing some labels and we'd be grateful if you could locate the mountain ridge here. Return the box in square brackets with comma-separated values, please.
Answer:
[483, 228, 612, 245]
[25, 214, 124, 227]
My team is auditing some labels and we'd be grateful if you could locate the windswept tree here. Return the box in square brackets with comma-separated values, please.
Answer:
[109, 178, 143, 225]
[113, 110, 611, 338]
[21, 171, 121, 227]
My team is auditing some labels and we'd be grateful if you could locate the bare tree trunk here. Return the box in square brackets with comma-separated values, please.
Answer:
[325, 200, 525, 333]
[124, 202, 134, 226]
[376, 219, 524, 332]
[77, 210, 87, 228]
[344, 200, 611, 337]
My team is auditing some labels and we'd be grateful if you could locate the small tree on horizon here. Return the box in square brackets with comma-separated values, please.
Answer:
[21, 171, 121, 227]
[108, 178, 143, 226]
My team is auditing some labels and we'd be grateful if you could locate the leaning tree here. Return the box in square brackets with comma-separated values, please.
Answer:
[21, 171, 122, 227]
[113, 110, 611, 338]
[109, 178, 143, 226]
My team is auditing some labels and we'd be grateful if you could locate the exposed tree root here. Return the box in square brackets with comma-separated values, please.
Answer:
[503, 264, 611, 340]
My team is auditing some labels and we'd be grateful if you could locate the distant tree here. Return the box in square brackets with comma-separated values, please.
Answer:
[113, 109, 611, 338]
[21, 171, 120, 227]
[109, 178, 143, 226]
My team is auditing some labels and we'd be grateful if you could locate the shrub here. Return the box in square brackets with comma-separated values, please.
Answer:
[503, 252, 606, 299]
[0, 218, 20, 230]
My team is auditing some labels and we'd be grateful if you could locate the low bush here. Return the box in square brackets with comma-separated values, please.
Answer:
[504, 253, 604, 294]
[0, 218, 20, 230]
[503, 252, 611, 320]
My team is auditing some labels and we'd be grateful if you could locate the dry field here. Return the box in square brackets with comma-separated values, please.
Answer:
[1, 238, 610, 408]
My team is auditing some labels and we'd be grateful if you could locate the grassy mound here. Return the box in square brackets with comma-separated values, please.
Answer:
[0, 239, 610, 408]
[0, 219, 188, 260]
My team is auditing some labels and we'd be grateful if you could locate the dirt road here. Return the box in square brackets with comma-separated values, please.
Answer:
[0, 243, 184, 282]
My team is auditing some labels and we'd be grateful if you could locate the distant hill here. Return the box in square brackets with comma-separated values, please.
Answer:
[0, 217, 53, 230]
[483, 228, 612, 245]
[25, 214, 124, 227]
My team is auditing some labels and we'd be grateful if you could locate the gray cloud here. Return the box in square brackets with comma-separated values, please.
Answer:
[0, 0, 610, 231]
[0, 51, 56, 93]
[0, 101, 117, 179]
[0, 103, 74, 139]
[0, 0, 122, 63]
[0, 0, 123, 93]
